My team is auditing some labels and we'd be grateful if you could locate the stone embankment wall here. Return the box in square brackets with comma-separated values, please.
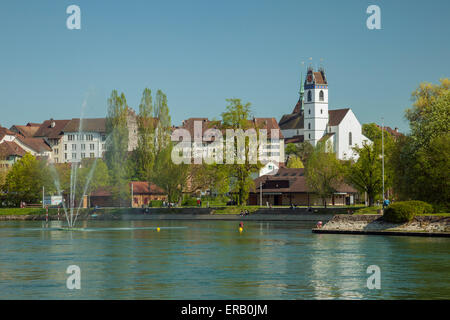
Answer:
[321, 214, 450, 233]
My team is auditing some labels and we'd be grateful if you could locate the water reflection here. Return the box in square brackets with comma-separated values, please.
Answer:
[0, 220, 448, 299]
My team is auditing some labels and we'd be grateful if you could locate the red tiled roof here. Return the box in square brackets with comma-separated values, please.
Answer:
[10, 124, 40, 137]
[328, 108, 350, 126]
[90, 182, 166, 197]
[130, 181, 166, 195]
[313, 72, 327, 85]
[0, 141, 26, 158]
[177, 117, 283, 139]
[250, 167, 357, 194]
[0, 127, 16, 141]
[34, 119, 71, 139]
[15, 136, 52, 152]
[376, 125, 403, 138]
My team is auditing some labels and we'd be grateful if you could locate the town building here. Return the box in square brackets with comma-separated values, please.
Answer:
[248, 167, 358, 206]
[279, 66, 371, 160]
[176, 117, 285, 173]
[89, 181, 167, 208]
[33, 119, 71, 163]
[61, 118, 107, 163]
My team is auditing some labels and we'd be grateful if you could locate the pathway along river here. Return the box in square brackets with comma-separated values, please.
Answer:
[0, 219, 448, 299]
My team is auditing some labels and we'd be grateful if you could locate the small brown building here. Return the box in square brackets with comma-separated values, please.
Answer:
[249, 167, 358, 206]
[89, 181, 167, 208]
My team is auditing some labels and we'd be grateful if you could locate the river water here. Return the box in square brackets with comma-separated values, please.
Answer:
[0, 219, 448, 299]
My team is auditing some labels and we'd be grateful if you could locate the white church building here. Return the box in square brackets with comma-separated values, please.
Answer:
[279, 66, 370, 160]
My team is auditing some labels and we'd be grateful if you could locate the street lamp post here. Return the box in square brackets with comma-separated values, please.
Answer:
[381, 117, 385, 207]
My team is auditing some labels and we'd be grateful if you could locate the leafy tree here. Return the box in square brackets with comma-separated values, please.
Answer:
[4, 154, 54, 206]
[305, 142, 344, 207]
[405, 78, 450, 148]
[220, 98, 261, 206]
[390, 79, 450, 208]
[105, 90, 130, 205]
[285, 143, 298, 157]
[345, 142, 382, 207]
[151, 143, 188, 203]
[154, 90, 171, 154]
[286, 155, 304, 168]
[133, 88, 156, 181]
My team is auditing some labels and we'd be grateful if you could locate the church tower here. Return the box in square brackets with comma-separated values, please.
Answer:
[303, 66, 329, 146]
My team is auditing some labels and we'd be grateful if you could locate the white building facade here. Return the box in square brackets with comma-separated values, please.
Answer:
[279, 66, 370, 160]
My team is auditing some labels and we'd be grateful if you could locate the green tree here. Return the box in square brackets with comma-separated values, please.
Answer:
[133, 88, 156, 181]
[345, 142, 382, 207]
[4, 153, 54, 206]
[151, 143, 188, 203]
[390, 79, 450, 207]
[305, 142, 344, 208]
[220, 98, 261, 206]
[286, 155, 304, 168]
[406, 78, 450, 148]
[105, 90, 130, 205]
[154, 90, 171, 154]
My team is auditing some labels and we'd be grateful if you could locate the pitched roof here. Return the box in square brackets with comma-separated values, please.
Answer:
[63, 118, 106, 133]
[15, 136, 52, 152]
[313, 71, 327, 85]
[0, 126, 16, 141]
[90, 182, 166, 197]
[178, 117, 284, 139]
[131, 181, 166, 195]
[328, 108, 350, 126]
[279, 113, 304, 130]
[285, 135, 304, 144]
[10, 124, 40, 137]
[0, 141, 27, 158]
[250, 167, 357, 194]
[318, 132, 335, 143]
[34, 119, 71, 139]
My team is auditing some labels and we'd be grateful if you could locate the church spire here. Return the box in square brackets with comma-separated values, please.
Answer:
[299, 72, 305, 108]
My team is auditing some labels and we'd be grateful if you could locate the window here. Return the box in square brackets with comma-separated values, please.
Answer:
[308, 123, 311, 130]
[349, 132, 352, 146]
[72, 144, 76, 151]
[307, 90, 312, 102]
[308, 133, 311, 139]
[308, 109, 311, 115]
[68, 135, 74, 141]
[90, 153, 95, 158]
[101, 135, 106, 142]
[72, 153, 76, 159]
[81, 144, 85, 151]
[64, 153, 67, 160]
[319, 90, 324, 101]
[54, 148, 58, 155]
[90, 144, 95, 150]
[86, 134, 93, 141]
[79, 134, 84, 141]
[64, 144, 67, 151]
[320, 109, 323, 114]
[81, 153, 85, 159]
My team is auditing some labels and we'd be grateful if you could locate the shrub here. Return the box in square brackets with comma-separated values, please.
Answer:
[383, 202, 416, 223]
[182, 197, 198, 206]
[149, 200, 163, 207]
[383, 200, 433, 223]
[404, 200, 434, 214]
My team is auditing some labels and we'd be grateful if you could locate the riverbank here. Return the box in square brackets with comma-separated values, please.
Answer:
[0, 207, 337, 222]
[313, 214, 450, 237]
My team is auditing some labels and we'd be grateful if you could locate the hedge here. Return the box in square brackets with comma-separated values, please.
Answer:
[383, 200, 433, 223]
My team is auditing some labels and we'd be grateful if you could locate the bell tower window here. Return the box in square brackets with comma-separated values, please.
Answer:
[349, 132, 352, 146]
[319, 90, 324, 101]
[307, 90, 312, 102]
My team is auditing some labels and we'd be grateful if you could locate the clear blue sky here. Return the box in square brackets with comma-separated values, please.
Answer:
[1, 0, 449, 133]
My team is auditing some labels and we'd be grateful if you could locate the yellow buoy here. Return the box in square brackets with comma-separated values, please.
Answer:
[239, 227, 243, 233]
[157, 227, 160, 232]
